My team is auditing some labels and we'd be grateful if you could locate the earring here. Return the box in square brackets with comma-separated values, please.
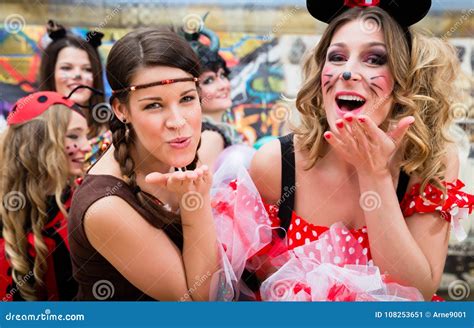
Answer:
[342, 71, 352, 80]
[122, 119, 130, 141]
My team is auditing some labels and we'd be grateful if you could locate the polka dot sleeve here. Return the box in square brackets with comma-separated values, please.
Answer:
[400, 179, 474, 241]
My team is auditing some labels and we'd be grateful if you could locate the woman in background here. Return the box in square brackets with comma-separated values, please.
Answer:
[39, 20, 110, 166]
[183, 24, 243, 168]
[0, 91, 91, 300]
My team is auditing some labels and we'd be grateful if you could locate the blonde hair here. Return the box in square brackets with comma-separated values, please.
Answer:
[0, 105, 71, 300]
[295, 7, 461, 193]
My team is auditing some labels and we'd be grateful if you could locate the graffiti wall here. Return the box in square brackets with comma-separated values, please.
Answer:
[0, 26, 473, 143]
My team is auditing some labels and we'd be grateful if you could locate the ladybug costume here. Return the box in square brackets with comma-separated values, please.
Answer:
[1, 91, 84, 300]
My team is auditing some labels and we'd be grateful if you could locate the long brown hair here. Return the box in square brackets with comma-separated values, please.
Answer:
[295, 7, 460, 193]
[39, 34, 106, 138]
[106, 28, 201, 227]
[0, 106, 71, 300]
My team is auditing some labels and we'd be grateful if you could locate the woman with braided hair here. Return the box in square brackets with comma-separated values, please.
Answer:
[0, 91, 91, 300]
[68, 28, 219, 301]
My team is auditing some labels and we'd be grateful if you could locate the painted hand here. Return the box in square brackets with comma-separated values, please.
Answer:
[323, 113, 415, 175]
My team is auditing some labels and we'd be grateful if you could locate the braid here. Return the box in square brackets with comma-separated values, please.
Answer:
[110, 116, 181, 228]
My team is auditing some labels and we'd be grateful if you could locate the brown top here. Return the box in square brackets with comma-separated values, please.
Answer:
[68, 174, 183, 301]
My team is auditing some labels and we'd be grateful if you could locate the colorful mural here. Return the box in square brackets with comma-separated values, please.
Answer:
[0, 26, 473, 142]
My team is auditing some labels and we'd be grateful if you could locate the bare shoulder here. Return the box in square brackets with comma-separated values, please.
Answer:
[406, 141, 460, 188]
[249, 138, 282, 204]
[201, 130, 225, 147]
[83, 195, 167, 245]
[83, 196, 138, 235]
[444, 142, 460, 181]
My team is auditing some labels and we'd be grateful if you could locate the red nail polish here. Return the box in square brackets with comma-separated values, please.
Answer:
[336, 121, 344, 128]
[324, 132, 331, 139]
[345, 116, 353, 122]
[358, 117, 366, 123]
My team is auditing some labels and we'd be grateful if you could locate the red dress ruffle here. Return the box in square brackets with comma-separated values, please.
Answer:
[209, 165, 473, 302]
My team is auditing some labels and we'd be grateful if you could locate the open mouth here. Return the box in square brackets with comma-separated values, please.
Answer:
[336, 95, 366, 112]
[72, 158, 84, 164]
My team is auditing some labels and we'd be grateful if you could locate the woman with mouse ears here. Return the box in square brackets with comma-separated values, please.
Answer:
[208, 0, 474, 301]
[39, 20, 110, 166]
[67, 28, 220, 301]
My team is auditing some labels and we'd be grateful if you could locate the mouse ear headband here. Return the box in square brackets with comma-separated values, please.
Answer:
[306, 0, 431, 27]
[47, 19, 104, 48]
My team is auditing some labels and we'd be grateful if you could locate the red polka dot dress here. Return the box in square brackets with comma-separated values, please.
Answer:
[211, 168, 473, 301]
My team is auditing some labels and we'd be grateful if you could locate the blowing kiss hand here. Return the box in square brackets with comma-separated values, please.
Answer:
[323, 113, 415, 176]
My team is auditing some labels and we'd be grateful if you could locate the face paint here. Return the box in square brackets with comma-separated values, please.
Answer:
[54, 47, 94, 106]
[321, 19, 395, 128]
[67, 144, 79, 157]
